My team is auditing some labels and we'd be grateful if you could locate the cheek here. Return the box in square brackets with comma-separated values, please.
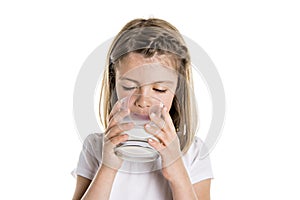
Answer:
[161, 95, 175, 111]
[115, 83, 132, 100]
[115, 84, 122, 99]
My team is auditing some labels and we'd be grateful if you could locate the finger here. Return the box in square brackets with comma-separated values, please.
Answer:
[161, 106, 176, 132]
[148, 138, 165, 152]
[149, 135, 182, 168]
[145, 123, 167, 144]
[105, 122, 134, 139]
[109, 134, 129, 146]
[149, 112, 166, 130]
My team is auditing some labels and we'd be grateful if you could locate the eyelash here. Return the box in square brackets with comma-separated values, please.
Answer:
[122, 86, 137, 90]
[153, 88, 167, 93]
[122, 86, 167, 93]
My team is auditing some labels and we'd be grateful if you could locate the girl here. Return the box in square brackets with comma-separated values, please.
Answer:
[72, 18, 213, 200]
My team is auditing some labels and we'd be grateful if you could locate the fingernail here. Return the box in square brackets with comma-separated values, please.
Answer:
[150, 113, 155, 118]
[145, 124, 150, 128]
[148, 138, 153, 143]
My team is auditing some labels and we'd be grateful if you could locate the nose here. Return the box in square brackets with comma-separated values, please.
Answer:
[134, 86, 151, 108]
[135, 95, 151, 108]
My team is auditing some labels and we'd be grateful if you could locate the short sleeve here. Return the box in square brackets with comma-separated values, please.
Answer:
[184, 137, 214, 184]
[73, 133, 102, 180]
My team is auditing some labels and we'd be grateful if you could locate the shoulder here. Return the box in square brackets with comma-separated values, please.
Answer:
[75, 133, 104, 180]
[182, 136, 214, 183]
[81, 132, 104, 158]
[83, 132, 104, 145]
[182, 136, 211, 166]
[185, 136, 205, 156]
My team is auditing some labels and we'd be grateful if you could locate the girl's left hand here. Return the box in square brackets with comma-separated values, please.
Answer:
[145, 106, 182, 180]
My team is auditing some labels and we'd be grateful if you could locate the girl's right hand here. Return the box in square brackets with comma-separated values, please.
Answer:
[102, 101, 134, 171]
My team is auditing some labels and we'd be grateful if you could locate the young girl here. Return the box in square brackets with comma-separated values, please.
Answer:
[72, 18, 213, 200]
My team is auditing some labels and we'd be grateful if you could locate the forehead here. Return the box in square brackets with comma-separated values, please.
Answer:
[116, 53, 178, 85]
[116, 52, 177, 74]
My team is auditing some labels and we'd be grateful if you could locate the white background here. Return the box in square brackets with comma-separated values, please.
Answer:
[1, 0, 299, 199]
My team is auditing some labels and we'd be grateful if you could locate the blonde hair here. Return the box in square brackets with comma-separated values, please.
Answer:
[99, 18, 198, 154]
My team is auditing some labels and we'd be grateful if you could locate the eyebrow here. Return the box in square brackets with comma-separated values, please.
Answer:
[120, 77, 139, 84]
[120, 77, 176, 85]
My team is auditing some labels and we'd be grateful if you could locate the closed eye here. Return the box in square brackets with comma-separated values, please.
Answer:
[153, 88, 167, 93]
[122, 86, 137, 90]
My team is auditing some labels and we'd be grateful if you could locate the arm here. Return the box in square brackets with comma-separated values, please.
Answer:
[165, 159, 211, 200]
[193, 179, 211, 200]
[80, 165, 118, 200]
[72, 165, 118, 200]
[72, 176, 91, 200]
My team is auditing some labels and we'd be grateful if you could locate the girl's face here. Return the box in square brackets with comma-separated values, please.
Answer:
[115, 53, 178, 115]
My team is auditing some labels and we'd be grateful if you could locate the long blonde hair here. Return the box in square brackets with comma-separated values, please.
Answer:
[99, 18, 198, 154]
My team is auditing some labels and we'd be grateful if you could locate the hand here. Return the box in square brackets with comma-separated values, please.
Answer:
[145, 106, 182, 180]
[102, 101, 134, 171]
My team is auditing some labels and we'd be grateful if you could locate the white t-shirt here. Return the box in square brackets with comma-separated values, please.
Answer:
[73, 133, 213, 200]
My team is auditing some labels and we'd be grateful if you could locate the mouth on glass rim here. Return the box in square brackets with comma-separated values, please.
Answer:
[130, 112, 151, 121]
